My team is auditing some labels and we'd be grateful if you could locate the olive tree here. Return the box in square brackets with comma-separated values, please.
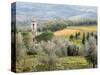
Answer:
[16, 32, 28, 72]
[36, 40, 58, 71]
[21, 32, 38, 55]
[53, 38, 71, 57]
[84, 36, 97, 68]
[35, 38, 71, 71]
[16, 32, 27, 61]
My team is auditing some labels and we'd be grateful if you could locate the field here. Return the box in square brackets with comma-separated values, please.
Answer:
[54, 26, 97, 37]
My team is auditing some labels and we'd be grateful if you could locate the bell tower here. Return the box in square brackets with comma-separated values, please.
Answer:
[31, 18, 37, 40]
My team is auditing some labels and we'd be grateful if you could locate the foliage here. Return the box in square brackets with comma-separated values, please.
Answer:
[67, 18, 97, 26]
[82, 33, 86, 45]
[16, 32, 27, 61]
[38, 18, 97, 32]
[69, 34, 74, 40]
[67, 44, 79, 56]
[16, 26, 31, 32]
[84, 36, 97, 68]
[21, 32, 38, 55]
[16, 56, 92, 72]
[35, 31, 54, 42]
[36, 40, 58, 71]
[39, 19, 68, 32]
[86, 32, 90, 40]
[53, 38, 71, 57]
[75, 32, 80, 39]
[94, 32, 97, 44]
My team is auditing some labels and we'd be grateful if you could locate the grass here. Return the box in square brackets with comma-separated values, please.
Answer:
[58, 56, 93, 69]
[16, 55, 38, 72]
[16, 56, 92, 72]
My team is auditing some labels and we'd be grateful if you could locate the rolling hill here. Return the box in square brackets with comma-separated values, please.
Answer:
[11, 2, 97, 26]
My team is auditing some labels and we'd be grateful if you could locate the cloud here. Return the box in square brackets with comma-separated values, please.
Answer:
[79, 8, 97, 13]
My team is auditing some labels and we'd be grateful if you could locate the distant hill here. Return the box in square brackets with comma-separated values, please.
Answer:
[11, 2, 97, 26]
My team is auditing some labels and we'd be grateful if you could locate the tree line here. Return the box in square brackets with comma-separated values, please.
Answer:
[38, 18, 97, 32]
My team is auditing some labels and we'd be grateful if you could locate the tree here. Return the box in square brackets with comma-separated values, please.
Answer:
[16, 32, 27, 61]
[21, 32, 37, 55]
[82, 33, 86, 45]
[36, 40, 58, 71]
[94, 33, 97, 45]
[35, 38, 71, 71]
[84, 36, 97, 68]
[35, 31, 54, 42]
[40, 19, 68, 32]
[90, 32, 94, 36]
[75, 32, 80, 39]
[53, 38, 70, 57]
[86, 32, 90, 40]
[16, 32, 27, 72]
[69, 34, 74, 40]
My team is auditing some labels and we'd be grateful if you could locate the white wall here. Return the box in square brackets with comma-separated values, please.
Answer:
[0, 0, 99, 75]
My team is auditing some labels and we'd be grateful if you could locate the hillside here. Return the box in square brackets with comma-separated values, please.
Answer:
[54, 26, 97, 37]
[11, 2, 97, 26]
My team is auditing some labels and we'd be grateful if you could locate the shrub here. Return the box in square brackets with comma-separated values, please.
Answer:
[67, 44, 79, 56]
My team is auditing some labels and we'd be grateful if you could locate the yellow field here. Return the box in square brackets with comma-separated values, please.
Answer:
[54, 26, 97, 37]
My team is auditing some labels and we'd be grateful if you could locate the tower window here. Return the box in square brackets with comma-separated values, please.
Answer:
[33, 24, 34, 28]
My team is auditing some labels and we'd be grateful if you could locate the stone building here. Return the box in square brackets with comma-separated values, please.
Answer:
[31, 18, 37, 40]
